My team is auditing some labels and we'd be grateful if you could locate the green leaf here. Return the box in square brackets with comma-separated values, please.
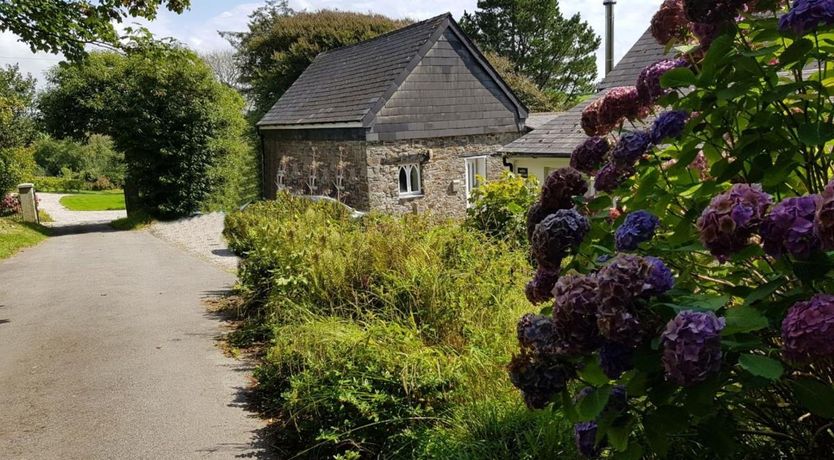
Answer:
[660, 67, 697, 88]
[613, 443, 643, 460]
[791, 379, 834, 419]
[607, 424, 630, 452]
[797, 122, 834, 146]
[780, 38, 813, 67]
[723, 306, 769, 335]
[576, 386, 612, 422]
[578, 358, 611, 386]
[738, 354, 784, 380]
[743, 278, 783, 306]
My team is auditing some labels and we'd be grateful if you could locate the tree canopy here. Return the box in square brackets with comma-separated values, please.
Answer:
[0, 0, 190, 60]
[39, 38, 249, 218]
[460, 0, 600, 106]
[0, 64, 37, 193]
[226, 4, 410, 118]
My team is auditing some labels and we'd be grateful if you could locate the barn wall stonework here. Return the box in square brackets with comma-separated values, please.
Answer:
[365, 133, 516, 218]
[262, 135, 370, 211]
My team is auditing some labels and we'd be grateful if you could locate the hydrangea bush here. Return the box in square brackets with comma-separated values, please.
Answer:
[509, 1, 834, 457]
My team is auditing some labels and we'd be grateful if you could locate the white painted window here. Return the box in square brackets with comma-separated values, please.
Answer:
[398, 163, 422, 196]
[465, 156, 488, 203]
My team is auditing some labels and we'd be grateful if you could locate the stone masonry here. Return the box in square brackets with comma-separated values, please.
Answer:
[263, 132, 519, 218]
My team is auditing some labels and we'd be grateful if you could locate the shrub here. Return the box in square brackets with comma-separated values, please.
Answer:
[29, 176, 87, 193]
[0, 146, 36, 193]
[32, 135, 125, 187]
[465, 171, 538, 246]
[90, 176, 114, 191]
[1, 193, 20, 216]
[255, 318, 460, 458]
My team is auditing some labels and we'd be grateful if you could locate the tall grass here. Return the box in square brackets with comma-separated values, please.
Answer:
[224, 193, 574, 458]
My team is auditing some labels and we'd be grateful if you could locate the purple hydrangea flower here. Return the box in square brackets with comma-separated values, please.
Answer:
[637, 59, 690, 104]
[532, 209, 591, 269]
[781, 294, 834, 361]
[581, 97, 615, 137]
[691, 22, 722, 48]
[611, 131, 652, 167]
[552, 274, 602, 354]
[571, 137, 611, 174]
[646, 256, 676, 295]
[596, 255, 655, 347]
[651, 110, 689, 144]
[517, 313, 562, 356]
[541, 167, 589, 211]
[760, 196, 820, 259]
[615, 210, 660, 251]
[525, 267, 560, 305]
[697, 184, 772, 261]
[661, 311, 725, 387]
[509, 351, 575, 409]
[594, 162, 636, 194]
[599, 341, 635, 379]
[651, 0, 690, 45]
[599, 87, 647, 129]
[779, 0, 834, 35]
[815, 180, 834, 250]
[526, 201, 551, 243]
[574, 421, 601, 458]
[684, 0, 746, 23]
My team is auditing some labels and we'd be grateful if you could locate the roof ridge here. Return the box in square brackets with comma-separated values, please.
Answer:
[318, 12, 451, 57]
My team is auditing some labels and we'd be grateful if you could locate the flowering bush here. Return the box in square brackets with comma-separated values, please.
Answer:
[0, 193, 21, 216]
[507, 2, 834, 457]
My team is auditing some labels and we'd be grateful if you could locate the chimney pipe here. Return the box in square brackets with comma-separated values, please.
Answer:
[604, 0, 616, 76]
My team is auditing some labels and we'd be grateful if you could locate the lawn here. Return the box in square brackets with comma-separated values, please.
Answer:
[59, 191, 126, 211]
[0, 217, 50, 260]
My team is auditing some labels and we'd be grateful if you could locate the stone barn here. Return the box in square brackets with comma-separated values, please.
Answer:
[257, 13, 529, 217]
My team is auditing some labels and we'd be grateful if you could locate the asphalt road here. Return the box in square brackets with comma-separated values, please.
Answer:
[0, 225, 268, 459]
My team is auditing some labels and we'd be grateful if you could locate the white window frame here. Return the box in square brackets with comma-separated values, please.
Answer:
[398, 163, 422, 197]
[465, 156, 488, 204]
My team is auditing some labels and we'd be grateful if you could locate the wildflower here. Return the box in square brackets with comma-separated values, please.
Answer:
[661, 311, 725, 386]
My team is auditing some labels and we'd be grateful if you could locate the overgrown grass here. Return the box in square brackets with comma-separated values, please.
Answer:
[110, 210, 153, 231]
[0, 216, 50, 260]
[223, 193, 577, 458]
[59, 190, 125, 211]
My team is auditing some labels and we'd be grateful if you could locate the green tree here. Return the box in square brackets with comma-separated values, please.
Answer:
[485, 52, 558, 112]
[460, 0, 600, 105]
[39, 38, 250, 218]
[0, 64, 37, 193]
[225, 6, 410, 117]
[0, 0, 190, 60]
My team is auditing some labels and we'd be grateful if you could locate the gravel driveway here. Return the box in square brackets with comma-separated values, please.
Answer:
[37, 192, 127, 226]
[149, 213, 239, 272]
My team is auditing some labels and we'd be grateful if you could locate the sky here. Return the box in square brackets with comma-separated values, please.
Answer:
[0, 0, 663, 87]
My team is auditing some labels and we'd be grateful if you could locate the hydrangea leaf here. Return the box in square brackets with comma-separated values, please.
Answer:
[722, 306, 768, 335]
[738, 354, 784, 380]
[743, 278, 784, 306]
[791, 379, 834, 419]
[578, 359, 610, 387]
[659, 67, 696, 89]
[576, 386, 611, 422]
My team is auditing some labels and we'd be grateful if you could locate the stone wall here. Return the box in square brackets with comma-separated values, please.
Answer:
[365, 133, 518, 218]
[262, 134, 370, 211]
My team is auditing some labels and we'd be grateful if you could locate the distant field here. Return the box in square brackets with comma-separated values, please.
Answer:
[60, 191, 126, 211]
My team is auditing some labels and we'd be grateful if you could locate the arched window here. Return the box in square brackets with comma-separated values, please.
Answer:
[398, 163, 422, 196]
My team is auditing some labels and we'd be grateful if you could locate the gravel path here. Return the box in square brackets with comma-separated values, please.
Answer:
[149, 213, 239, 272]
[37, 192, 127, 226]
[0, 226, 268, 458]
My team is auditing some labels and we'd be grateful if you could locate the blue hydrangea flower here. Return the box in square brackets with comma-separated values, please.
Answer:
[574, 421, 600, 458]
[599, 341, 634, 379]
[779, 0, 834, 35]
[651, 110, 689, 144]
[611, 131, 652, 167]
[615, 210, 660, 251]
[761, 195, 820, 259]
[646, 256, 675, 295]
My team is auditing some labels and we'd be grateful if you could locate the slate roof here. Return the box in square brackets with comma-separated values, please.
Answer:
[502, 27, 671, 156]
[526, 112, 564, 130]
[257, 13, 526, 129]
